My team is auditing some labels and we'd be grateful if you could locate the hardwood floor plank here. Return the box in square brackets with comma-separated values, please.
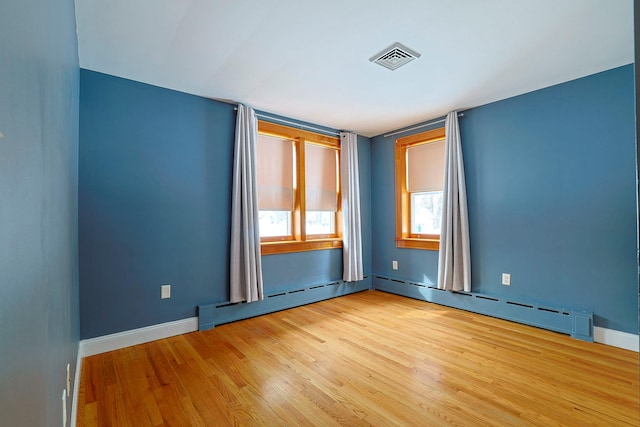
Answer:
[77, 291, 639, 426]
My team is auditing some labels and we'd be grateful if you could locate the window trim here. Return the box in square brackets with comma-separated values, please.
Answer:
[395, 127, 445, 251]
[257, 121, 342, 255]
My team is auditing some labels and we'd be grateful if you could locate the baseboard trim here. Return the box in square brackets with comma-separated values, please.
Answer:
[80, 317, 199, 357]
[594, 326, 639, 352]
[71, 318, 196, 425]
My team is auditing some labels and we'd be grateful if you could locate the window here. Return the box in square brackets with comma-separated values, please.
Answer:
[256, 134, 294, 238]
[395, 127, 446, 250]
[305, 142, 338, 236]
[256, 121, 342, 254]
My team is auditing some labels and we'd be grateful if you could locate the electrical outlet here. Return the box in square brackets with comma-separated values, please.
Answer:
[66, 363, 71, 397]
[62, 390, 67, 426]
[392, 260, 398, 270]
[161, 284, 171, 299]
[502, 273, 511, 286]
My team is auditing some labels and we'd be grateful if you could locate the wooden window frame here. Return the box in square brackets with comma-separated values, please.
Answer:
[258, 121, 342, 255]
[395, 127, 445, 251]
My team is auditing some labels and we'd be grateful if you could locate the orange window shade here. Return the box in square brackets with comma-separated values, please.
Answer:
[305, 142, 337, 211]
[257, 134, 294, 211]
[407, 140, 445, 192]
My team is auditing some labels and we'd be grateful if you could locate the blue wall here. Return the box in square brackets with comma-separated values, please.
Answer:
[371, 65, 638, 334]
[80, 66, 634, 337]
[79, 70, 372, 338]
[0, 0, 80, 425]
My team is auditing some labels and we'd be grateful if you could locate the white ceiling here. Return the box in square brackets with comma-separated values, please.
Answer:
[75, 0, 634, 137]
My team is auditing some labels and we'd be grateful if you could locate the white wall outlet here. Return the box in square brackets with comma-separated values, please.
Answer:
[66, 363, 71, 397]
[161, 284, 171, 299]
[392, 260, 398, 270]
[502, 273, 511, 286]
[62, 389, 67, 426]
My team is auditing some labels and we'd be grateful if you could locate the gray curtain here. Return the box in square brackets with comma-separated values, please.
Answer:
[437, 111, 471, 292]
[340, 132, 363, 282]
[230, 104, 264, 303]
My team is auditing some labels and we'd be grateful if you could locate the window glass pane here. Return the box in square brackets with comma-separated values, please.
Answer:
[411, 191, 443, 235]
[306, 211, 334, 235]
[305, 143, 338, 211]
[259, 211, 291, 237]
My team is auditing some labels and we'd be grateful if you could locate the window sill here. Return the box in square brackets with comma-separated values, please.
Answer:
[261, 239, 343, 255]
[395, 238, 439, 251]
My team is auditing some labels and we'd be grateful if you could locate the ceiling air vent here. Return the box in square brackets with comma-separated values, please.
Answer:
[369, 42, 421, 71]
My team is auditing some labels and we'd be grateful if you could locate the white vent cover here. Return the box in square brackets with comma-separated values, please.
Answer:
[369, 42, 421, 70]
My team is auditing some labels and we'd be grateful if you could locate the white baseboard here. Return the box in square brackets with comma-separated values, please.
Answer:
[69, 317, 197, 426]
[594, 326, 639, 352]
[80, 317, 199, 357]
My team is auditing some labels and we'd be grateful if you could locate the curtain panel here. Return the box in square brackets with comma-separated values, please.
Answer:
[230, 104, 264, 303]
[437, 111, 471, 292]
[340, 132, 363, 282]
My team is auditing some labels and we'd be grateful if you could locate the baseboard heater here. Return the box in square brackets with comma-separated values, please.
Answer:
[198, 276, 372, 331]
[373, 275, 593, 341]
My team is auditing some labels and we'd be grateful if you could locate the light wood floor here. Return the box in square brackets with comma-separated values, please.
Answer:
[77, 290, 639, 426]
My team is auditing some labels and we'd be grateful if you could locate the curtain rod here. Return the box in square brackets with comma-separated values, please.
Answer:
[382, 113, 465, 138]
[234, 107, 341, 137]
[256, 113, 341, 136]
